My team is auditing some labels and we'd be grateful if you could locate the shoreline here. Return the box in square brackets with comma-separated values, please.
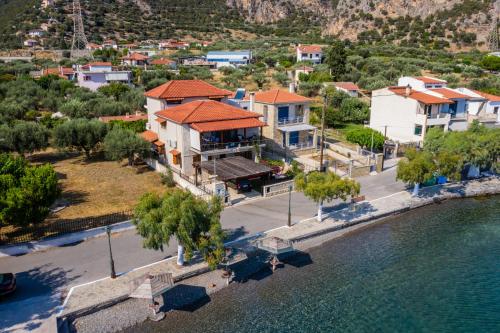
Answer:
[62, 177, 500, 333]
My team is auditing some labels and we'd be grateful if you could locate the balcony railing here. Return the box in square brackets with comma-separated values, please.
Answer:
[199, 138, 263, 152]
[278, 116, 305, 126]
[287, 141, 316, 151]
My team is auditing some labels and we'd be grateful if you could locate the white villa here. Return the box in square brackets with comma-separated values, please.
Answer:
[296, 45, 323, 64]
[75, 62, 132, 91]
[206, 51, 252, 69]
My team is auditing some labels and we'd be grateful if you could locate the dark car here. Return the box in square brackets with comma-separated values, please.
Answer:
[227, 179, 252, 193]
[0, 273, 16, 296]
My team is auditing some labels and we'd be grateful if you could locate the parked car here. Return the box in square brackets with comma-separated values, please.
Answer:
[0, 273, 16, 296]
[228, 179, 252, 193]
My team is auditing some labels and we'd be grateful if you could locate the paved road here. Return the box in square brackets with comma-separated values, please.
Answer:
[0, 167, 403, 332]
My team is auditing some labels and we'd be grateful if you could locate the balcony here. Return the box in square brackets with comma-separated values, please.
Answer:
[277, 116, 305, 126]
[287, 140, 316, 151]
[196, 138, 264, 153]
[425, 113, 451, 126]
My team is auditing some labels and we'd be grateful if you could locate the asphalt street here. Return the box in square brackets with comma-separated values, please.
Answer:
[0, 167, 404, 332]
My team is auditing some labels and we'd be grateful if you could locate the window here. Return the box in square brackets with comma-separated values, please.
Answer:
[424, 105, 432, 117]
[263, 105, 268, 122]
[172, 153, 181, 165]
[83, 75, 90, 81]
[296, 104, 304, 118]
[494, 106, 499, 114]
[414, 125, 423, 136]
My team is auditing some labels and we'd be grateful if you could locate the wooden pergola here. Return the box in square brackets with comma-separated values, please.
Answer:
[195, 156, 272, 182]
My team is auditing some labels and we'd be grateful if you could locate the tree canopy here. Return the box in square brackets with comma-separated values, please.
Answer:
[133, 190, 225, 269]
[103, 128, 151, 166]
[0, 154, 59, 227]
[0, 121, 50, 155]
[54, 118, 108, 158]
[325, 41, 347, 81]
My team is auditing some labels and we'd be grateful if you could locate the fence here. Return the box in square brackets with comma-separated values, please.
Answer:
[0, 210, 134, 245]
[263, 180, 295, 197]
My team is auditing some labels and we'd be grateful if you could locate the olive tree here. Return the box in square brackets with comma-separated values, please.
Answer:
[54, 118, 108, 159]
[103, 128, 151, 166]
[0, 121, 50, 155]
[295, 171, 360, 222]
[133, 190, 224, 268]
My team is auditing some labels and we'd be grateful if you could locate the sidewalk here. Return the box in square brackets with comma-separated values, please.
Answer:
[59, 177, 500, 330]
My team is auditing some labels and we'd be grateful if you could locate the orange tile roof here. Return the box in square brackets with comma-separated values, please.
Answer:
[389, 87, 453, 105]
[153, 140, 165, 147]
[170, 149, 181, 155]
[471, 90, 500, 102]
[415, 76, 447, 84]
[297, 45, 323, 53]
[122, 52, 149, 61]
[430, 88, 470, 100]
[191, 118, 267, 133]
[88, 62, 112, 66]
[144, 80, 232, 100]
[155, 100, 262, 124]
[334, 82, 360, 91]
[150, 58, 175, 65]
[247, 89, 312, 104]
[99, 114, 148, 123]
[140, 130, 158, 142]
[42, 67, 74, 78]
[154, 117, 166, 124]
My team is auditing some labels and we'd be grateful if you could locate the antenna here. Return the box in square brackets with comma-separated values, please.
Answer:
[488, 0, 500, 52]
[70, 0, 92, 59]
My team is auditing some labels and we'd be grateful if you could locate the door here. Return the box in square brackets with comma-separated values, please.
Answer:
[278, 106, 289, 122]
[289, 131, 299, 146]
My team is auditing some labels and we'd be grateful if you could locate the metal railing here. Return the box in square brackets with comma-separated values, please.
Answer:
[277, 116, 305, 126]
[287, 141, 315, 150]
[200, 139, 263, 152]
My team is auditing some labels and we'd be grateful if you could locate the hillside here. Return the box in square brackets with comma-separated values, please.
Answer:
[0, 0, 496, 50]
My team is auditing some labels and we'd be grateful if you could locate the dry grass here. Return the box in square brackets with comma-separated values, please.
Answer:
[30, 150, 166, 220]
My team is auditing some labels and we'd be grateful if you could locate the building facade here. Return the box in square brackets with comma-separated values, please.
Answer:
[206, 51, 252, 68]
[75, 62, 132, 91]
[296, 45, 323, 64]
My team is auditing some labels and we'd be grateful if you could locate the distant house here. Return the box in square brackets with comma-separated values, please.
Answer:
[333, 82, 360, 97]
[121, 52, 149, 67]
[23, 39, 38, 47]
[28, 29, 44, 38]
[158, 40, 189, 50]
[102, 39, 118, 50]
[454, 88, 500, 126]
[75, 62, 132, 91]
[179, 56, 216, 69]
[150, 58, 176, 69]
[294, 66, 314, 82]
[86, 43, 102, 51]
[99, 112, 148, 123]
[41, 0, 54, 8]
[398, 76, 447, 89]
[206, 50, 252, 69]
[296, 45, 323, 64]
[42, 67, 75, 80]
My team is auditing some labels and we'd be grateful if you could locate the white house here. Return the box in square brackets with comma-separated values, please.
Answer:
[294, 65, 314, 82]
[454, 88, 500, 126]
[369, 86, 455, 143]
[28, 29, 44, 38]
[75, 62, 132, 91]
[102, 39, 118, 50]
[333, 82, 360, 97]
[398, 76, 447, 90]
[121, 52, 149, 67]
[23, 39, 38, 47]
[296, 45, 323, 64]
[206, 51, 252, 69]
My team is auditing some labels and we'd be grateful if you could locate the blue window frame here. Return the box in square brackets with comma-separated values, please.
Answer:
[289, 131, 299, 145]
[278, 106, 289, 121]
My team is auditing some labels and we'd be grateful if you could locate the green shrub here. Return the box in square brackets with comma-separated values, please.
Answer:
[345, 126, 385, 150]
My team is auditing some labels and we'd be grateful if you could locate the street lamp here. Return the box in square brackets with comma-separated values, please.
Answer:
[106, 225, 116, 279]
[287, 184, 292, 227]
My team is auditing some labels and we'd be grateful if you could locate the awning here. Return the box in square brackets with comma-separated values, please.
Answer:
[140, 130, 158, 142]
[195, 156, 272, 182]
[155, 117, 166, 124]
[170, 149, 181, 155]
[191, 118, 266, 133]
[153, 140, 165, 147]
[279, 124, 316, 132]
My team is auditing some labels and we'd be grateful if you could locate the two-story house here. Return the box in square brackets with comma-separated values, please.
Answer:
[453, 88, 500, 127]
[121, 52, 149, 67]
[296, 45, 323, 64]
[75, 62, 132, 91]
[243, 87, 317, 155]
[370, 86, 455, 143]
[145, 100, 267, 178]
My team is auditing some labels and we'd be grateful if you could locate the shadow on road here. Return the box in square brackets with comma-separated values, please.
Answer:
[0, 265, 80, 332]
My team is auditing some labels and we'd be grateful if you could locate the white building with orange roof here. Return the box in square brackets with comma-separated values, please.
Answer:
[453, 88, 500, 126]
[121, 52, 149, 67]
[75, 62, 132, 91]
[398, 76, 448, 90]
[296, 44, 323, 64]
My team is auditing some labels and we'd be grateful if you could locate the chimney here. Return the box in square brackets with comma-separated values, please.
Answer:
[249, 92, 255, 112]
[289, 82, 295, 93]
[405, 84, 411, 97]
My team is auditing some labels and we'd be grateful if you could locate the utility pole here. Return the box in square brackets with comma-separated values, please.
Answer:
[319, 95, 327, 172]
[106, 225, 116, 279]
[287, 184, 292, 227]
